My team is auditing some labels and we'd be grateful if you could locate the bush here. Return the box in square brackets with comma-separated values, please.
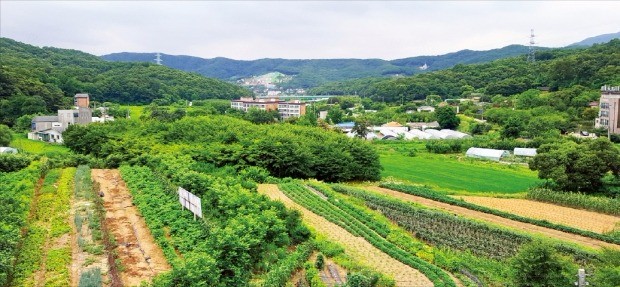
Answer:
[315, 253, 325, 270]
[0, 153, 31, 172]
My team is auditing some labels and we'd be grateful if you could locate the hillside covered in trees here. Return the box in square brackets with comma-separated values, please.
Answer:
[0, 37, 251, 126]
[102, 45, 538, 88]
[309, 39, 620, 102]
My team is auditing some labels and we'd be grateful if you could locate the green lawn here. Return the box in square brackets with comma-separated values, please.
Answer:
[123, 105, 145, 119]
[10, 133, 71, 156]
[377, 143, 541, 194]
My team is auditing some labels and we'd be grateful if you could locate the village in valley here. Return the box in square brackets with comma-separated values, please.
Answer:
[1, 2, 620, 287]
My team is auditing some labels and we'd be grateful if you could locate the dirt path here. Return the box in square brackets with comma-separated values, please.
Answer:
[366, 186, 620, 250]
[258, 184, 434, 287]
[92, 169, 170, 287]
[455, 196, 620, 234]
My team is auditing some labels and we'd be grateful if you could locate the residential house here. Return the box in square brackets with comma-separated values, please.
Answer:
[29, 94, 93, 143]
[417, 106, 435, 112]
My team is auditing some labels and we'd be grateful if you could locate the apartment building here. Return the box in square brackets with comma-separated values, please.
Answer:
[595, 85, 620, 135]
[231, 97, 306, 119]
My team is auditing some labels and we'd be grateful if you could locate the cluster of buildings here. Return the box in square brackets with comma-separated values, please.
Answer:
[335, 121, 471, 140]
[28, 93, 113, 143]
[595, 85, 620, 135]
[230, 97, 307, 119]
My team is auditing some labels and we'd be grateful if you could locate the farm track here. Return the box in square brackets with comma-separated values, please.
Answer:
[258, 184, 436, 287]
[456, 196, 620, 234]
[366, 186, 620, 250]
[92, 169, 170, 287]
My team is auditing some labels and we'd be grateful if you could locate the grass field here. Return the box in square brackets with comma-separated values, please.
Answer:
[376, 141, 541, 194]
[123, 105, 145, 119]
[10, 133, 71, 156]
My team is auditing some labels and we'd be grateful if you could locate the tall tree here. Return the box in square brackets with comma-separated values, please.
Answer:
[435, 106, 460, 129]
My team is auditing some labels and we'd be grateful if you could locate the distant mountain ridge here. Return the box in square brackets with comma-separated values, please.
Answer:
[101, 45, 536, 88]
[568, 32, 620, 47]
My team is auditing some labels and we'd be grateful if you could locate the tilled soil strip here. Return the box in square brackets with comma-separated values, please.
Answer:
[366, 186, 620, 250]
[92, 169, 170, 287]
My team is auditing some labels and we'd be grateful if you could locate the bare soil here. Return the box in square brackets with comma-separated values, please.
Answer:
[92, 169, 170, 287]
[258, 184, 434, 287]
[455, 196, 620, 234]
[366, 186, 620, 250]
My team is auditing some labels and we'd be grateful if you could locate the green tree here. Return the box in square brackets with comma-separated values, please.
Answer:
[352, 118, 370, 139]
[501, 116, 526, 139]
[591, 248, 620, 287]
[0, 124, 12, 146]
[244, 108, 279, 124]
[327, 106, 344, 124]
[530, 138, 620, 192]
[510, 241, 572, 287]
[435, 106, 460, 129]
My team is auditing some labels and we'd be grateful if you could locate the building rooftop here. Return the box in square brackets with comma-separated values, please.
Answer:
[33, 116, 59, 122]
[75, 93, 89, 98]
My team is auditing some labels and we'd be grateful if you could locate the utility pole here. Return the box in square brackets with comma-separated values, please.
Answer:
[574, 268, 589, 287]
[527, 29, 536, 63]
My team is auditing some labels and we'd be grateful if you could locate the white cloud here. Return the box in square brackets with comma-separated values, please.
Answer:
[1, 1, 618, 60]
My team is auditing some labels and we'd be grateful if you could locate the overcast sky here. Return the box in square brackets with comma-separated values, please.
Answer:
[1, 1, 619, 60]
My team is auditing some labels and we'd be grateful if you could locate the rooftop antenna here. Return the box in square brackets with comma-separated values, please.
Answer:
[154, 52, 163, 65]
[527, 29, 536, 63]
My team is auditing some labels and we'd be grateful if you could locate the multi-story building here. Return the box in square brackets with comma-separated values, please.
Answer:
[595, 85, 620, 135]
[29, 93, 93, 143]
[230, 97, 280, 112]
[278, 100, 306, 119]
[230, 97, 306, 119]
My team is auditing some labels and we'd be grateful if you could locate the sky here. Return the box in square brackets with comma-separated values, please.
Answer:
[1, 1, 619, 60]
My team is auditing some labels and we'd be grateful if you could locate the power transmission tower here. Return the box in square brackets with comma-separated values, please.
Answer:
[154, 53, 163, 65]
[527, 29, 536, 63]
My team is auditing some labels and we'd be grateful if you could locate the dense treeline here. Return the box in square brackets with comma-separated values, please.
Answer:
[63, 115, 381, 182]
[309, 40, 620, 102]
[0, 37, 251, 126]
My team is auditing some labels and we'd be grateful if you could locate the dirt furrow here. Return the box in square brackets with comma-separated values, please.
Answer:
[92, 169, 170, 287]
[366, 186, 620, 250]
[258, 184, 434, 287]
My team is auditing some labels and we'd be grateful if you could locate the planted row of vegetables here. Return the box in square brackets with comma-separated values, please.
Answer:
[279, 182, 456, 287]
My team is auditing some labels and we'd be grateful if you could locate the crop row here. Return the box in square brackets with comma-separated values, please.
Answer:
[12, 168, 75, 287]
[0, 161, 42, 286]
[259, 242, 314, 287]
[332, 184, 529, 259]
[279, 182, 456, 287]
[119, 165, 210, 266]
[380, 182, 620, 245]
[527, 188, 620, 216]
[333, 184, 598, 262]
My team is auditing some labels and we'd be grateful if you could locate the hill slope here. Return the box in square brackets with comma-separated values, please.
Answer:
[0, 37, 251, 126]
[569, 31, 620, 47]
[101, 45, 536, 88]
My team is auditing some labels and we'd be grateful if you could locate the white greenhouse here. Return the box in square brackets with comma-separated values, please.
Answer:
[514, 148, 537, 157]
[465, 147, 509, 162]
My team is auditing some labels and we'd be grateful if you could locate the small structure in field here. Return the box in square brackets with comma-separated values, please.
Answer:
[0, 147, 18, 154]
[466, 147, 509, 162]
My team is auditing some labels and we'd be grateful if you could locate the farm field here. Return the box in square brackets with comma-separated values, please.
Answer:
[92, 169, 170, 286]
[10, 133, 70, 156]
[123, 105, 145, 119]
[258, 184, 435, 287]
[455, 196, 620, 234]
[379, 152, 540, 194]
[364, 186, 620, 250]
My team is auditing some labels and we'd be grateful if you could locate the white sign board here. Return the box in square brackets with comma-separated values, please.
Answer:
[178, 187, 203, 219]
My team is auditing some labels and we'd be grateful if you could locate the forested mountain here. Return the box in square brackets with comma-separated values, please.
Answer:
[568, 32, 620, 47]
[101, 45, 538, 88]
[0, 37, 251, 126]
[309, 39, 620, 102]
